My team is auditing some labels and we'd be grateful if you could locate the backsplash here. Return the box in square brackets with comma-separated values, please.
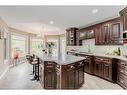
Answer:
[67, 39, 127, 56]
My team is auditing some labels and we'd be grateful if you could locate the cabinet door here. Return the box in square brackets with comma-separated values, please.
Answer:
[66, 31, 70, 46]
[44, 70, 57, 89]
[78, 67, 84, 87]
[110, 19, 123, 44]
[86, 29, 94, 39]
[103, 63, 112, 81]
[84, 60, 90, 73]
[66, 70, 75, 89]
[95, 24, 102, 45]
[94, 61, 103, 77]
[102, 23, 110, 44]
[123, 14, 127, 31]
[79, 31, 87, 40]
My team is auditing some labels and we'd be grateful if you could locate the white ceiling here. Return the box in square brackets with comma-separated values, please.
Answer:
[0, 6, 126, 35]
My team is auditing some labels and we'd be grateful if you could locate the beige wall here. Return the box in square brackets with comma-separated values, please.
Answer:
[0, 17, 10, 76]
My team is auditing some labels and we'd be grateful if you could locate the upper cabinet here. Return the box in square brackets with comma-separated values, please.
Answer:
[95, 17, 123, 45]
[110, 18, 123, 44]
[79, 27, 94, 40]
[66, 27, 79, 46]
[66, 13, 124, 46]
[120, 7, 127, 31]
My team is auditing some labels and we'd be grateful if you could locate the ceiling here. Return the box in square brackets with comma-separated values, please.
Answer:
[0, 6, 126, 35]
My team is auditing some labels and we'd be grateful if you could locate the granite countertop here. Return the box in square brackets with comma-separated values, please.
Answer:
[67, 50, 127, 62]
[36, 53, 86, 65]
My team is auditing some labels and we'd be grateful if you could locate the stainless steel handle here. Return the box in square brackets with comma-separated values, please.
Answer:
[70, 65, 74, 68]
[120, 62, 125, 65]
[120, 70, 124, 73]
[120, 80, 124, 83]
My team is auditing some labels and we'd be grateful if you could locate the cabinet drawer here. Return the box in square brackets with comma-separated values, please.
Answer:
[118, 65, 127, 76]
[94, 57, 111, 63]
[118, 60, 127, 70]
[66, 64, 76, 71]
[117, 72, 127, 89]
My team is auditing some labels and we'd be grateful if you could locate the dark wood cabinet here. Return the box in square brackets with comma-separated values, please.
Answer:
[101, 23, 110, 44]
[94, 56, 117, 82]
[61, 61, 84, 89]
[44, 61, 57, 89]
[117, 60, 127, 89]
[66, 69, 75, 89]
[76, 53, 94, 74]
[94, 58, 104, 77]
[95, 24, 102, 45]
[78, 27, 94, 44]
[103, 62, 112, 80]
[95, 17, 123, 45]
[66, 27, 79, 46]
[110, 18, 123, 44]
[120, 7, 127, 31]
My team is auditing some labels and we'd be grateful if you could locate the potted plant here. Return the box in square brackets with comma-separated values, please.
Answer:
[46, 42, 55, 54]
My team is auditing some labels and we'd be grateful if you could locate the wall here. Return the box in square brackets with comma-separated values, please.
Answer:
[0, 17, 10, 77]
[67, 39, 127, 56]
[0, 17, 36, 77]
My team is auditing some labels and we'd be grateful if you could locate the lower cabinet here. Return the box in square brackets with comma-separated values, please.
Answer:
[76, 53, 94, 74]
[117, 60, 127, 89]
[94, 56, 117, 82]
[94, 60, 103, 77]
[103, 62, 112, 81]
[77, 67, 84, 87]
[44, 61, 57, 89]
[66, 69, 75, 89]
[62, 61, 84, 89]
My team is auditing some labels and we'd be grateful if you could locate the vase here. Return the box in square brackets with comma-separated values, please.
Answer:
[48, 47, 52, 54]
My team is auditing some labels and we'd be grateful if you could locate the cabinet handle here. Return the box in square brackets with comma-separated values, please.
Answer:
[70, 65, 74, 68]
[120, 80, 124, 83]
[120, 62, 125, 65]
[120, 70, 124, 73]
[79, 62, 83, 65]
[105, 64, 109, 66]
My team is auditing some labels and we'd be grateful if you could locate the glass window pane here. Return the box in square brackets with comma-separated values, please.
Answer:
[11, 35, 26, 58]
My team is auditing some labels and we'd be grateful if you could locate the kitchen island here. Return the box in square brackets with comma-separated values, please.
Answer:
[35, 53, 86, 89]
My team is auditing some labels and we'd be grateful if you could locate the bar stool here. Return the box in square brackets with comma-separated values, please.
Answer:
[31, 57, 40, 81]
[26, 55, 34, 75]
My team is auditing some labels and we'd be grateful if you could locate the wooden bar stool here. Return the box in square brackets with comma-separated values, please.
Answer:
[31, 57, 40, 81]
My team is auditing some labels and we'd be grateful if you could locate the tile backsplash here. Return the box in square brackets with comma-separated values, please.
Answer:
[67, 39, 127, 56]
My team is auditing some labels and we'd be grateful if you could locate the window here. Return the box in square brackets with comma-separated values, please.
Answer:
[11, 34, 26, 58]
[31, 39, 43, 54]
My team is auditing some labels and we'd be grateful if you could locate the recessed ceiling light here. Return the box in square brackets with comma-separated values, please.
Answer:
[50, 21, 54, 24]
[92, 9, 98, 14]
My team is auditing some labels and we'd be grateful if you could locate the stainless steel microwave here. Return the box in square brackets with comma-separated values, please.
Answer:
[123, 31, 127, 39]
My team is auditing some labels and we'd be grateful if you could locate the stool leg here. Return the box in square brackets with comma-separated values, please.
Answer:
[37, 63, 40, 81]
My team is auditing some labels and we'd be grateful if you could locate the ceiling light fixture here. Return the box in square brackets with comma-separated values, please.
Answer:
[92, 9, 98, 14]
[50, 21, 54, 25]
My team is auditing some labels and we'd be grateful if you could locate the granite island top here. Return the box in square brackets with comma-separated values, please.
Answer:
[36, 53, 86, 65]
